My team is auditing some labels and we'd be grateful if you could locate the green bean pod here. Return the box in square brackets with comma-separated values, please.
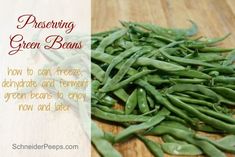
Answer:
[148, 123, 226, 157]
[147, 96, 155, 108]
[167, 94, 235, 134]
[162, 142, 202, 155]
[214, 76, 235, 84]
[125, 89, 138, 114]
[137, 88, 150, 113]
[199, 47, 234, 53]
[96, 29, 127, 53]
[195, 135, 235, 153]
[102, 46, 142, 84]
[211, 87, 235, 102]
[137, 135, 164, 157]
[91, 107, 150, 122]
[217, 135, 235, 146]
[160, 49, 220, 68]
[115, 108, 169, 142]
[93, 105, 124, 115]
[102, 69, 155, 92]
[222, 50, 235, 66]
[91, 122, 122, 157]
[167, 84, 219, 102]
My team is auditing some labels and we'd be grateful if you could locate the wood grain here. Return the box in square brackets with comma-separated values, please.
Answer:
[91, 0, 235, 156]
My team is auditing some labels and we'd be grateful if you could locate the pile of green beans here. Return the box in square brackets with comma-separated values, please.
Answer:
[91, 21, 235, 157]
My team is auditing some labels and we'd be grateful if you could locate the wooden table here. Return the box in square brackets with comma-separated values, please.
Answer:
[91, 0, 235, 156]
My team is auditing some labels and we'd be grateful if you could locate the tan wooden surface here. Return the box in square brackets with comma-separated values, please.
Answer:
[91, 0, 235, 156]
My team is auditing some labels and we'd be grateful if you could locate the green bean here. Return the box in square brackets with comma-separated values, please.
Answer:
[192, 53, 225, 62]
[222, 49, 235, 66]
[92, 80, 101, 91]
[101, 69, 155, 92]
[92, 80, 102, 104]
[93, 105, 124, 115]
[134, 79, 174, 107]
[101, 50, 147, 91]
[204, 33, 231, 45]
[130, 20, 198, 39]
[174, 92, 191, 97]
[125, 89, 138, 115]
[162, 142, 203, 155]
[105, 46, 124, 55]
[146, 75, 170, 85]
[161, 47, 181, 55]
[195, 124, 224, 133]
[199, 47, 234, 53]
[147, 96, 155, 108]
[162, 135, 187, 144]
[214, 76, 235, 84]
[96, 29, 127, 53]
[136, 57, 185, 71]
[114, 108, 170, 142]
[165, 115, 188, 125]
[116, 38, 135, 49]
[160, 100, 195, 124]
[217, 94, 235, 106]
[202, 67, 234, 74]
[110, 51, 142, 84]
[124, 22, 149, 34]
[150, 35, 195, 54]
[139, 37, 166, 48]
[169, 69, 211, 79]
[91, 121, 122, 157]
[148, 40, 185, 58]
[92, 50, 185, 73]
[113, 89, 129, 102]
[211, 87, 235, 102]
[160, 120, 193, 131]
[148, 34, 174, 42]
[169, 78, 206, 84]
[148, 123, 226, 157]
[209, 71, 220, 77]
[92, 85, 123, 106]
[167, 84, 219, 102]
[91, 63, 105, 81]
[190, 105, 235, 124]
[137, 135, 164, 157]
[167, 94, 235, 134]
[91, 107, 150, 122]
[137, 88, 150, 113]
[135, 80, 196, 124]
[217, 135, 235, 146]
[119, 119, 165, 157]
[185, 91, 213, 100]
[92, 79, 112, 100]
[104, 131, 115, 144]
[141, 107, 159, 116]
[160, 49, 227, 68]
[98, 95, 117, 107]
[219, 84, 235, 90]
[195, 135, 235, 153]
[185, 33, 231, 48]
[102, 46, 142, 84]
[91, 63, 129, 101]
[172, 95, 219, 109]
